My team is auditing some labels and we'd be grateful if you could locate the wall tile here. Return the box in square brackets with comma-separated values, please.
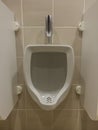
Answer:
[25, 88, 41, 109]
[56, 85, 82, 110]
[53, 28, 82, 56]
[2, 0, 21, 25]
[85, 0, 96, 12]
[23, 28, 46, 46]
[53, 110, 82, 130]
[72, 56, 81, 84]
[17, 58, 24, 84]
[24, 27, 82, 56]
[25, 109, 53, 130]
[15, 29, 23, 58]
[54, 0, 83, 26]
[23, 0, 52, 26]
[56, 85, 74, 110]
[8, 110, 26, 130]
[0, 118, 10, 130]
[81, 111, 98, 130]
[53, 28, 77, 45]
[72, 30, 82, 56]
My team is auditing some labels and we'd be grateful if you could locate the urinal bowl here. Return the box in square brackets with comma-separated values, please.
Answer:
[24, 45, 74, 110]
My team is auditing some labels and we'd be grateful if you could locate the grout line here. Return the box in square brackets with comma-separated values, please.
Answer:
[52, 0, 54, 23]
[22, 26, 77, 29]
[21, 0, 25, 55]
[76, 110, 82, 129]
[22, 26, 45, 29]
[21, 28, 24, 55]
[72, 84, 81, 86]
[83, 0, 86, 14]
[17, 57, 23, 59]
[21, 0, 24, 26]
[52, 0, 55, 44]
[57, 108, 84, 111]
[14, 108, 84, 111]
[55, 26, 77, 29]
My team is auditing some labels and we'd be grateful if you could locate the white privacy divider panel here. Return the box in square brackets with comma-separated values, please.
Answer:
[81, 0, 98, 120]
[0, 1, 17, 120]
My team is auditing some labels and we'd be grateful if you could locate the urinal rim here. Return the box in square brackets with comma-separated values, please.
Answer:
[23, 44, 75, 108]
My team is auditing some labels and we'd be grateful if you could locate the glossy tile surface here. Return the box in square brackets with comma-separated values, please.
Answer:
[54, 0, 84, 26]
[23, 0, 52, 26]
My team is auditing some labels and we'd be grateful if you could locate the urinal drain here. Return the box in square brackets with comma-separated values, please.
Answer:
[42, 95, 54, 104]
[46, 96, 52, 103]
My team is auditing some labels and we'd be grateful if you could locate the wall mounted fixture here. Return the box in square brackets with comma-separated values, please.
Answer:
[24, 45, 74, 110]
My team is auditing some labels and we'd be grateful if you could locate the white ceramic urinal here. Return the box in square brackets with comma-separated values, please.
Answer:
[24, 45, 74, 110]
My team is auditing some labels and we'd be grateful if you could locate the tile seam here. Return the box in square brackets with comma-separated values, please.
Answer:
[20, 0, 24, 56]
[14, 108, 84, 111]
[22, 26, 77, 29]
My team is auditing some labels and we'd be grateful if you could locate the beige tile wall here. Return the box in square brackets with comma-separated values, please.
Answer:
[1, 0, 98, 130]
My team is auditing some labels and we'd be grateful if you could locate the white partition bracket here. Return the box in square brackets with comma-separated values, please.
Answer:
[78, 21, 85, 32]
[13, 21, 20, 31]
[16, 85, 23, 95]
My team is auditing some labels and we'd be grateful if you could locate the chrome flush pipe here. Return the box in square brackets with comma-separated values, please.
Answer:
[45, 15, 53, 44]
